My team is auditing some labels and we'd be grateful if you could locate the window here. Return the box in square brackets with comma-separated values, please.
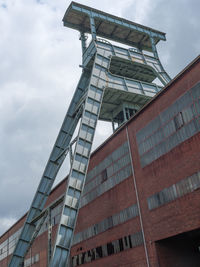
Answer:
[101, 169, 108, 183]
[34, 253, 39, 263]
[71, 231, 143, 266]
[96, 246, 103, 258]
[125, 108, 136, 120]
[136, 85, 200, 167]
[24, 253, 39, 267]
[81, 252, 85, 264]
[107, 242, 114, 255]
[174, 112, 184, 130]
[119, 238, 124, 251]
[147, 171, 200, 210]
[73, 204, 138, 245]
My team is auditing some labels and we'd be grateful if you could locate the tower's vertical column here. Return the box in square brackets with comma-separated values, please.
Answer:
[89, 15, 97, 40]
[150, 34, 171, 84]
[80, 32, 87, 55]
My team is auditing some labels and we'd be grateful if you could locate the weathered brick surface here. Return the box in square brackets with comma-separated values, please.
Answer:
[127, 56, 200, 266]
[73, 246, 147, 267]
[88, 125, 128, 171]
[72, 217, 141, 255]
[76, 176, 137, 233]
[45, 178, 67, 207]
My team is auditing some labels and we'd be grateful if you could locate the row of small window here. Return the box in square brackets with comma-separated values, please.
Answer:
[0, 227, 22, 261]
[80, 164, 132, 208]
[136, 84, 200, 144]
[0, 202, 64, 262]
[86, 141, 129, 184]
[38, 202, 63, 235]
[136, 83, 200, 167]
[147, 170, 200, 210]
[141, 117, 199, 168]
[83, 153, 131, 196]
[24, 253, 39, 267]
[138, 103, 198, 156]
[73, 203, 139, 245]
[140, 117, 199, 167]
[71, 230, 144, 266]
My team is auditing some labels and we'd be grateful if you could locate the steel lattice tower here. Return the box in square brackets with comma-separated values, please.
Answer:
[9, 2, 170, 267]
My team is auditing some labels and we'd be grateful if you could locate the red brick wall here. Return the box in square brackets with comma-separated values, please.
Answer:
[72, 217, 141, 255]
[74, 246, 146, 267]
[71, 122, 146, 265]
[126, 57, 200, 266]
[88, 125, 128, 171]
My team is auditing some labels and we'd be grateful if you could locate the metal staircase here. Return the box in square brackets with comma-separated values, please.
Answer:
[9, 2, 171, 267]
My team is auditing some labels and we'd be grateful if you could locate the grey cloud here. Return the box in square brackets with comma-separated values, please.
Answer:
[124, 0, 200, 77]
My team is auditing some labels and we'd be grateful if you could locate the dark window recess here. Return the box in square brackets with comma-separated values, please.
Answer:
[128, 235, 133, 248]
[124, 236, 128, 246]
[155, 193, 162, 206]
[87, 250, 91, 259]
[91, 250, 95, 260]
[81, 252, 85, 264]
[71, 231, 143, 266]
[101, 169, 108, 183]
[96, 246, 103, 258]
[119, 238, 124, 251]
[107, 242, 114, 255]
[174, 112, 184, 130]
[125, 108, 136, 120]
[77, 255, 80, 266]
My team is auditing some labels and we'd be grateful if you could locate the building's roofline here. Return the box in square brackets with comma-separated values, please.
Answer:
[0, 213, 27, 240]
[91, 54, 200, 157]
[50, 176, 68, 194]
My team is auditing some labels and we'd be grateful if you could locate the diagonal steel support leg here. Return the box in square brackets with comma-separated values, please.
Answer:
[50, 52, 107, 267]
[8, 71, 90, 267]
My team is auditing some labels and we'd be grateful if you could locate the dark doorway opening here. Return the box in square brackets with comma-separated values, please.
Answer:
[156, 228, 200, 267]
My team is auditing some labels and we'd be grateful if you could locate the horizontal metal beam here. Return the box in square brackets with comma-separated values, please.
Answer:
[65, 2, 166, 40]
[63, 2, 166, 51]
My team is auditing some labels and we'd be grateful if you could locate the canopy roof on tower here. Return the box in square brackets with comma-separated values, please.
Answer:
[63, 1, 166, 51]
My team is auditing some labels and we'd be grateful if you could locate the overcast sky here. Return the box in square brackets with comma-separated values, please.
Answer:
[0, 0, 199, 236]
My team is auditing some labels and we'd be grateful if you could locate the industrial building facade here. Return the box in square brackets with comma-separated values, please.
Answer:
[1, 56, 200, 266]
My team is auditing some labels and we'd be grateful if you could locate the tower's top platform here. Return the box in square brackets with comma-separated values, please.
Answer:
[63, 2, 166, 51]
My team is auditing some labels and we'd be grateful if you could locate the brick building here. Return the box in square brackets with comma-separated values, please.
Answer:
[1, 55, 200, 267]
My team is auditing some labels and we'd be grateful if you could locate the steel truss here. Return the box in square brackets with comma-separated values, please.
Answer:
[9, 3, 170, 267]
